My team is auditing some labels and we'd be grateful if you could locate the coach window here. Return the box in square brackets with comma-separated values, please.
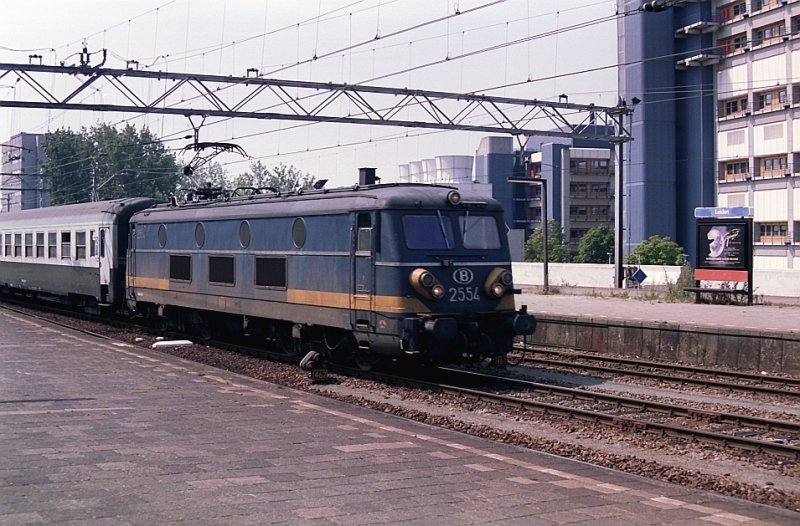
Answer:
[14, 233, 22, 257]
[36, 233, 45, 258]
[76, 232, 87, 259]
[24, 233, 33, 257]
[61, 232, 72, 259]
[209, 256, 235, 285]
[48, 232, 57, 258]
[2, 233, 8, 257]
[90, 230, 97, 257]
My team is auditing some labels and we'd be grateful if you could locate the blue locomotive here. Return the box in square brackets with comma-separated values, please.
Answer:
[1, 183, 534, 366]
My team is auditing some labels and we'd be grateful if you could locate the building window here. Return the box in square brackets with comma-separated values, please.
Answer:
[569, 182, 588, 197]
[590, 183, 609, 197]
[721, 160, 750, 182]
[569, 206, 588, 220]
[719, 1, 747, 23]
[758, 156, 787, 178]
[756, 88, 786, 112]
[720, 96, 748, 118]
[753, 22, 786, 47]
[758, 223, 788, 244]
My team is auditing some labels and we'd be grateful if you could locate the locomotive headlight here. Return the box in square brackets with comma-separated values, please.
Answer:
[418, 271, 436, 288]
[431, 284, 446, 299]
[490, 282, 506, 298]
[484, 267, 513, 299]
[446, 190, 461, 206]
[410, 268, 444, 300]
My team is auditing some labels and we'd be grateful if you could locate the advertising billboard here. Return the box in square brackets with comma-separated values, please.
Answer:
[695, 219, 752, 270]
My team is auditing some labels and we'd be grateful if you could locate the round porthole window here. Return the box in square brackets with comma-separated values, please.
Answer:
[195, 223, 205, 248]
[291, 217, 306, 248]
[158, 224, 167, 248]
[239, 220, 251, 248]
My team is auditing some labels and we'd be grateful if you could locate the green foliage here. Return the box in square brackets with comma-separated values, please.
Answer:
[233, 161, 316, 193]
[43, 124, 178, 204]
[627, 235, 685, 266]
[574, 225, 614, 263]
[524, 220, 571, 263]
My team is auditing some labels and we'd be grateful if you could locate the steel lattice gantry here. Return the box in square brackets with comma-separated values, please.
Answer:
[0, 62, 630, 141]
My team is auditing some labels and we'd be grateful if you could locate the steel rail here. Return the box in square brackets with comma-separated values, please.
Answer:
[512, 346, 800, 398]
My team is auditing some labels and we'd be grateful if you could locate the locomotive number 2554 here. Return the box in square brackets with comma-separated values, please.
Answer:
[449, 286, 480, 302]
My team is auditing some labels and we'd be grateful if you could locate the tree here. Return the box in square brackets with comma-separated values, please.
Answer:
[43, 124, 179, 205]
[574, 225, 615, 263]
[175, 161, 232, 197]
[234, 161, 315, 193]
[627, 235, 685, 265]
[524, 220, 571, 263]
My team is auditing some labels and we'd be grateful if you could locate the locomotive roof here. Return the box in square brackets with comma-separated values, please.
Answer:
[132, 183, 503, 223]
[0, 198, 160, 228]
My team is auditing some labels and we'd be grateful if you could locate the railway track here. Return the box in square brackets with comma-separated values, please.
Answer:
[512, 345, 800, 399]
[364, 366, 800, 460]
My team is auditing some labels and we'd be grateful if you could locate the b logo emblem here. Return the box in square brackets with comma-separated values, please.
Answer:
[453, 268, 474, 284]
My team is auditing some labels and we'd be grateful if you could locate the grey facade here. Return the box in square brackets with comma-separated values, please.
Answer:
[1, 132, 49, 212]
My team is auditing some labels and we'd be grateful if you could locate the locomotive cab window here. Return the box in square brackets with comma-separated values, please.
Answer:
[402, 214, 455, 250]
[459, 215, 501, 250]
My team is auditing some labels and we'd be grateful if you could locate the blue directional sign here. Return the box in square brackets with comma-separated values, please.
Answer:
[633, 268, 647, 283]
[694, 207, 753, 218]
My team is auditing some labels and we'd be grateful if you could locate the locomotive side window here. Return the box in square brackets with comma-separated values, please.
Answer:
[24, 233, 33, 257]
[36, 233, 45, 258]
[402, 214, 455, 250]
[459, 215, 501, 249]
[60, 232, 71, 259]
[292, 217, 307, 248]
[195, 223, 205, 248]
[14, 233, 22, 257]
[209, 256, 235, 285]
[169, 255, 192, 281]
[48, 232, 57, 258]
[255, 257, 287, 288]
[158, 224, 167, 248]
[239, 221, 251, 248]
[75, 232, 87, 259]
[357, 213, 371, 252]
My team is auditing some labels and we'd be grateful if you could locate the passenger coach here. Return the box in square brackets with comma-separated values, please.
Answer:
[0, 198, 159, 311]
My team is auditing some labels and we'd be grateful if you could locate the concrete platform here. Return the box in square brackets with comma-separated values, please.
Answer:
[1, 306, 799, 525]
[518, 292, 800, 374]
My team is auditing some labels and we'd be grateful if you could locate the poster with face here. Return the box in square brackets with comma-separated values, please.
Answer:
[696, 220, 750, 270]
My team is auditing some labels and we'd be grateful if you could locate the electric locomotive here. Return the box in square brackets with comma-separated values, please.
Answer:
[126, 183, 534, 366]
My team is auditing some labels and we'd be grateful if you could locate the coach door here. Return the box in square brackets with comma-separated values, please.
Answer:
[98, 228, 113, 304]
[351, 212, 375, 330]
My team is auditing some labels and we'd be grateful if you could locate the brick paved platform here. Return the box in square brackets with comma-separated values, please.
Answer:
[1, 306, 798, 525]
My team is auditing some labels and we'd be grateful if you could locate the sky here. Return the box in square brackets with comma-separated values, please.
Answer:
[1, 0, 619, 188]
